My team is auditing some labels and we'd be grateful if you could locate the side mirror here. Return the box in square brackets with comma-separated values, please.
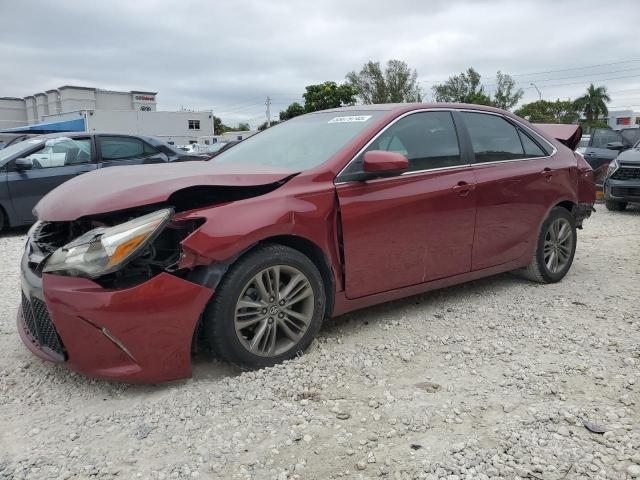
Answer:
[605, 141, 626, 151]
[362, 150, 409, 178]
[14, 157, 33, 171]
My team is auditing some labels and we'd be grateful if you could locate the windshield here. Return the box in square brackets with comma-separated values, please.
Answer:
[206, 142, 228, 153]
[214, 111, 384, 170]
[0, 138, 43, 164]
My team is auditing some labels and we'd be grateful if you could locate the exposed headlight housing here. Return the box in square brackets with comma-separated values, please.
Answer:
[43, 209, 173, 278]
[607, 158, 620, 177]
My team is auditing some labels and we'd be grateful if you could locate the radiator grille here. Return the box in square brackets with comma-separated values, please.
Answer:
[21, 293, 65, 359]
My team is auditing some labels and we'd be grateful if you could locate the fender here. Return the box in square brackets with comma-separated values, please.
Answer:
[178, 181, 344, 295]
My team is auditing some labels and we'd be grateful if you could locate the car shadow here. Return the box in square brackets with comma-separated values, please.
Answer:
[183, 271, 527, 385]
[0, 226, 29, 238]
[320, 271, 523, 338]
[605, 203, 640, 216]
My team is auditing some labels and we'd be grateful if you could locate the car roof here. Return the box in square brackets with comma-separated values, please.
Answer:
[314, 102, 510, 115]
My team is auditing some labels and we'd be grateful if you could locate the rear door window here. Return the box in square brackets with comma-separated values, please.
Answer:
[461, 112, 524, 163]
[99, 137, 158, 160]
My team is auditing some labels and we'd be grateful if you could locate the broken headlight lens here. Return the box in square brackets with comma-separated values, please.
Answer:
[607, 159, 619, 177]
[43, 209, 173, 278]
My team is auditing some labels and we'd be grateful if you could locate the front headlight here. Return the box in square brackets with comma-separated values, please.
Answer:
[607, 159, 620, 177]
[43, 208, 173, 278]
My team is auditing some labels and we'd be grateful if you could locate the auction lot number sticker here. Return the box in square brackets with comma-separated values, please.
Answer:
[328, 115, 372, 123]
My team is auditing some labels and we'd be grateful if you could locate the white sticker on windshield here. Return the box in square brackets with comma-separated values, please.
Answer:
[328, 115, 372, 123]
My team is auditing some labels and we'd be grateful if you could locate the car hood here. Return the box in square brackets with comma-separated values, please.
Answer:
[35, 161, 296, 221]
[616, 147, 640, 163]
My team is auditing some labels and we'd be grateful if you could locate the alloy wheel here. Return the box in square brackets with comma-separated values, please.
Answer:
[543, 218, 573, 274]
[234, 265, 314, 357]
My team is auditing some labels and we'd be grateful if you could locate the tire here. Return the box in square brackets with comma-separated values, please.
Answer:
[0, 209, 5, 233]
[605, 199, 627, 211]
[518, 206, 577, 284]
[203, 244, 326, 369]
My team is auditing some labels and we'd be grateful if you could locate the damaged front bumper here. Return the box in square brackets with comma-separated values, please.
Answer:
[18, 252, 213, 383]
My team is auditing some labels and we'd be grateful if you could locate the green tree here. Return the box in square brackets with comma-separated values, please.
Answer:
[432, 67, 491, 105]
[573, 83, 611, 129]
[279, 102, 305, 121]
[514, 99, 580, 124]
[433, 68, 522, 109]
[345, 59, 422, 104]
[237, 122, 250, 131]
[492, 71, 524, 110]
[213, 116, 225, 135]
[302, 81, 358, 112]
[257, 120, 280, 131]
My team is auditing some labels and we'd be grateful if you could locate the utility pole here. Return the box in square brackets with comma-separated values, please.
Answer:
[530, 83, 542, 100]
[265, 96, 271, 128]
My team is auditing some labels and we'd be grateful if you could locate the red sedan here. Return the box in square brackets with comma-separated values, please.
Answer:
[18, 104, 595, 383]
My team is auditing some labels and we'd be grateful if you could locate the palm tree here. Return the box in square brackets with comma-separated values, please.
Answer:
[573, 84, 611, 128]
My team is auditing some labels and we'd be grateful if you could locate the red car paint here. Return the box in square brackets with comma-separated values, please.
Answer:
[19, 103, 595, 383]
[19, 273, 212, 382]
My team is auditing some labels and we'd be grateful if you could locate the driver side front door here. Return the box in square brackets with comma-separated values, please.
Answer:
[335, 111, 477, 299]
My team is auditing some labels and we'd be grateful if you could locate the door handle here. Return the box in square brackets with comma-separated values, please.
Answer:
[541, 168, 554, 181]
[584, 152, 596, 157]
[452, 181, 475, 196]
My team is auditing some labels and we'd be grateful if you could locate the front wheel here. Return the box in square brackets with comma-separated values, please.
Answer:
[518, 207, 577, 284]
[203, 244, 326, 369]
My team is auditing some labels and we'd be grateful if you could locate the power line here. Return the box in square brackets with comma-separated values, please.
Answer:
[418, 58, 640, 85]
[509, 59, 640, 77]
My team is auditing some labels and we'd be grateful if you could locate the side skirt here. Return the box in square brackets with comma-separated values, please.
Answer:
[332, 256, 529, 317]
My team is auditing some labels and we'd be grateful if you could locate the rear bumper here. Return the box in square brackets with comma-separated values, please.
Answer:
[18, 252, 213, 383]
[604, 178, 640, 202]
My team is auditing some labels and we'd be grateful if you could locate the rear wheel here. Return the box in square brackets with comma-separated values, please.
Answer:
[519, 207, 576, 284]
[203, 244, 325, 369]
[605, 199, 627, 211]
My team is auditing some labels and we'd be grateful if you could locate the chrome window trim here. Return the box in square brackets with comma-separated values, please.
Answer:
[334, 107, 558, 186]
[335, 163, 470, 185]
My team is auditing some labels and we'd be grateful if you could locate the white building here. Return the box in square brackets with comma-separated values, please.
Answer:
[606, 109, 640, 130]
[0, 86, 217, 146]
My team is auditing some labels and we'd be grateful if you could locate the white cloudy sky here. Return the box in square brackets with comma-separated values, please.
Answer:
[2, 0, 640, 128]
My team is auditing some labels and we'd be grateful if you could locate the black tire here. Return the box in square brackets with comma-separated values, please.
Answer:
[0, 209, 5, 233]
[605, 199, 627, 211]
[203, 244, 325, 369]
[518, 206, 577, 284]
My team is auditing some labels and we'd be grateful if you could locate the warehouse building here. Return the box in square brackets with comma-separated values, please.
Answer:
[0, 86, 216, 146]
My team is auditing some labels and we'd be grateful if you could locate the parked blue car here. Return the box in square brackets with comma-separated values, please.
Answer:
[0, 132, 205, 231]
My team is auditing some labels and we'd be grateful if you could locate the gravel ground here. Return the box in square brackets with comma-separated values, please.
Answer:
[1, 206, 639, 480]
